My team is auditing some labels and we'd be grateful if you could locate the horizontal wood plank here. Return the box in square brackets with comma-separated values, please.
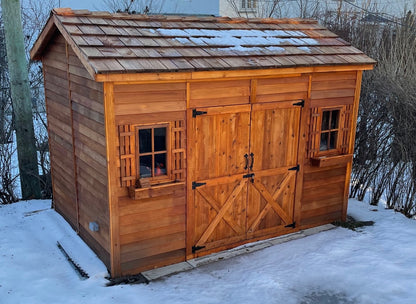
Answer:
[115, 111, 185, 125]
[311, 79, 356, 91]
[120, 249, 185, 275]
[256, 91, 307, 103]
[310, 97, 354, 108]
[120, 222, 185, 245]
[114, 100, 186, 115]
[189, 79, 250, 107]
[120, 232, 185, 262]
[311, 88, 355, 100]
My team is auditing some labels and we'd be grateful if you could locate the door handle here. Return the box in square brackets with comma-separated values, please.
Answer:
[249, 153, 254, 170]
[244, 153, 249, 170]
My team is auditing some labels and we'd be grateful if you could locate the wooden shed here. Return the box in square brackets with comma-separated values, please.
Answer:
[31, 8, 375, 277]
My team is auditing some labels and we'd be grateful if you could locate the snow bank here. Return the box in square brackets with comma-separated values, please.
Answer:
[0, 199, 415, 303]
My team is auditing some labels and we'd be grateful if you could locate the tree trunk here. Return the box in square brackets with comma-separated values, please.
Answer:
[0, 23, 6, 144]
[1, 0, 41, 199]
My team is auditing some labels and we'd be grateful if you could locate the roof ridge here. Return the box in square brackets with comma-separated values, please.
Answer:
[52, 8, 318, 25]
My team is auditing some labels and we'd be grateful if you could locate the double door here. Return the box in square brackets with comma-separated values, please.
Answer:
[188, 101, 302, 254]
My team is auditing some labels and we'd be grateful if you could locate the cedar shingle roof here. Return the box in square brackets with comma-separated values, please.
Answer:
[31, 8, 376, 77]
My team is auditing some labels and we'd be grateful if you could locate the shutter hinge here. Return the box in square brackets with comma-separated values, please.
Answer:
[192, 181, 206, 189]
[243, 173, 255, 179]
[293, 100, 305, 107]
[192, 245, 206, 253]
[288, 164, 300, 172]
[192, 109, 208, 117]
[285, 222, 296, 228]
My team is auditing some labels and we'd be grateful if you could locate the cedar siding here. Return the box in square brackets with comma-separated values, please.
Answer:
[43, 33, 110, 268]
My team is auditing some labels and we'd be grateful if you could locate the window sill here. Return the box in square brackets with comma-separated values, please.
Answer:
[128, 181, 185, 200]
[311, 154, 353, 168]
[239, 8, 256, 13]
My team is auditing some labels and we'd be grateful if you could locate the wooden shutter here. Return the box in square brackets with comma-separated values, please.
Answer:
[119, 124, 136, 187]
[341, 105, 353, 154]
[308, 107, 321, 158]
[171, 120, 186, 182]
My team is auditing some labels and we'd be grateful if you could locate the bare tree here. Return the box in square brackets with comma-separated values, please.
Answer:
[103, 0, 166, 14]
[327, 7, 416, 217]
[0, 17, 9, 144]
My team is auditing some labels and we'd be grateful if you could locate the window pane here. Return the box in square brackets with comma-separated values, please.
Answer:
[331, 110, 340, 130]
[154, 153, 167, 176]
[330, 131, 338, 150]
[154, 127, 166, 151]
[321, 111, 330, 131]
[139, 155, 152, 178]
[139, 129, 152, 153]
[320, 133, 328, 151]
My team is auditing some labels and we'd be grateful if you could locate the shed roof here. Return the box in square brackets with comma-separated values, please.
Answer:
[31, 8, 376, 78]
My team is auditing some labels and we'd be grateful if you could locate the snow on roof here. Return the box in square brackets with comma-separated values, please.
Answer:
[30, 8, 376, 76]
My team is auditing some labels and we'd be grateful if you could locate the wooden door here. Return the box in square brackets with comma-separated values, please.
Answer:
[188, 101, 302, 254]
[247, 101, 301, 238]
[189, 105, 251, 253]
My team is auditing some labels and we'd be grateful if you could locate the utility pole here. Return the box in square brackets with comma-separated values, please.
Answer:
[1, 0, 41, 199]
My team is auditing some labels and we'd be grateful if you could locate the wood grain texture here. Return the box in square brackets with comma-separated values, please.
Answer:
[68, 44, 110, 263]
[189, 102, 301, 256]
[256, 75, 308, 103]
[43, 33, 111, 272]
[300, 164, 347, 226]
[117, 193, 186, 275]
[343, 70, 363, 220]
[43, 35, 78, 230]
[189, 79, 250, 107]
[114, 82, 186, 116]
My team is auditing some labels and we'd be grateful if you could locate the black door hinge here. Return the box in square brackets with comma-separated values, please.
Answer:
[243, 173, 255, 179]
[192, 181, 206, 189]
[192, 245, 206, 253]
[285, 222, 296, 228]
[288, 164, 300, 172]
[192, 109, 208, 117]
[293, 100, 305, 107]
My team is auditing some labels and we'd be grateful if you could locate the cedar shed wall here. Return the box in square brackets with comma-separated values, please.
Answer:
[109, 70, 362, 276]
[112, 82, 187, 275]
[42, 33, 111, 268]
[301, 71, 360, 227]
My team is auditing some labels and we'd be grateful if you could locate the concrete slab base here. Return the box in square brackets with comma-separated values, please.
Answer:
[141, 224, 336, 281]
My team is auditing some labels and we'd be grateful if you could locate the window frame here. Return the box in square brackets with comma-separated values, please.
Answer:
[316, 107, 343, 156]
[240, 0, 257, 11]
[135, 123, 171, 185]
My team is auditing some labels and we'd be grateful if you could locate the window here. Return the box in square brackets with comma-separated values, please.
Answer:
[137, 124, 168, 180]
[308, 105, 353, 160]
[319, 109, 340, 152]
[241, 0, 257, 10]
[118, 120, 186, 188]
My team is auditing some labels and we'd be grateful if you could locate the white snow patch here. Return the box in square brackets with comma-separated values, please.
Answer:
[264, 46, 286, 53]
[153, 28, 316, 52]
[1, 199, 416, 303]
[298, 46, 312, 53]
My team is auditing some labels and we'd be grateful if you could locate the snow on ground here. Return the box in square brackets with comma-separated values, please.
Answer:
[1, 199, 415, 304]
